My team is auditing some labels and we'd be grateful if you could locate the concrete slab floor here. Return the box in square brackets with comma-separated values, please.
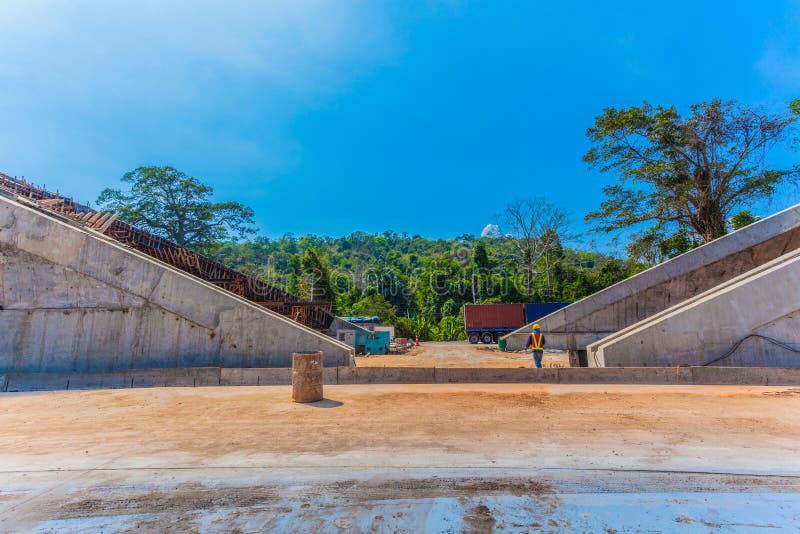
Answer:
[1, 384, 799, 532]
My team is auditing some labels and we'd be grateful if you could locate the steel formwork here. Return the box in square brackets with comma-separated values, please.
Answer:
[0, 172, 334, 331]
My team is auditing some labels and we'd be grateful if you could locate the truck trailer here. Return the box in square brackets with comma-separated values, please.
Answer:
[464, 302, 571, 344]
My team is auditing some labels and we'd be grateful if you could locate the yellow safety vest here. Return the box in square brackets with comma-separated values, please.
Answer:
[531, 332, 544, 350]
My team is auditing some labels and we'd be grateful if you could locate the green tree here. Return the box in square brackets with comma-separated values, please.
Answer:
[335, 286, 362, 315]
[430, 314, 466, 341]
[212, 228, 645, 326]
[540, 229, 564, 296]
[626, 226, 699, 264]
[299, 248, 333, 303]
[414, 255, 463, 317]
[98, 166, 255, 252]
[730, 210, 760, 231]
[440, 298, 460, 317]
[585, 100, 797, 243]
[596, 259, 627, 288]
[473, 240, 491, 272]
[395, 315, 435, 340]
[348, 294, 397, 324]
[658, 229, 698, 259]
[394, 317, 418, 339]
[287, 253, 303, 297]
[502, 198, 570, 298]
[469, 240, 492, 303]
[565, 270, 595, 301]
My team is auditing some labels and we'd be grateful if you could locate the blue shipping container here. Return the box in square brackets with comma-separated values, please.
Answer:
[524, 302, 571, 324]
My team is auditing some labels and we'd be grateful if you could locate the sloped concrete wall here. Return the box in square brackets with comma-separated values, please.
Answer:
[503, 203, 800, 352]
[0, 195, 354, 373]
[588, 249, 800, 367]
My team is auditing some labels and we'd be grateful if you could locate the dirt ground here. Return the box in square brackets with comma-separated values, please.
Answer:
[356, 340, 570, 367]
[2, 384, 799, 531]
[1, 384, 797, 466]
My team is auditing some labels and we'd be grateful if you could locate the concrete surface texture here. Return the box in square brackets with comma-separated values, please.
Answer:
[0, 384, 798, 531]
[503, 202, 800, 354]
[589, 248, 800, 368]
[0, 195, 353, 373]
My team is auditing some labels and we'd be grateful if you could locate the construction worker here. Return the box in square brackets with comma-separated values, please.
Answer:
[525, 323, 546, 368]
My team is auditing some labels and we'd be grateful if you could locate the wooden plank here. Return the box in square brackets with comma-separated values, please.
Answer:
[92, 212, 111, 229]
[98, 213, 119, 233]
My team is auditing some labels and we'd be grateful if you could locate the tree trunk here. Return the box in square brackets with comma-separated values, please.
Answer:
[471, 274, 477, 304]
[545, 253, 551, 293]
[695, 199, 727, 242]
[690, 166, 727, 242]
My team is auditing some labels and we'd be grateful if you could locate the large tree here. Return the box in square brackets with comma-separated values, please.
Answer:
[501, 198, 570, 298]
[348, 294, 397, 323]
[469, 240, 491, 303]
[584, 100, 797, 244]
[299, 248, 334, 303]
[98, 166, 255, 252]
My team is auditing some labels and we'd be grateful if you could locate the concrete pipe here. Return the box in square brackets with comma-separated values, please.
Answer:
[292, 351, 323, 403]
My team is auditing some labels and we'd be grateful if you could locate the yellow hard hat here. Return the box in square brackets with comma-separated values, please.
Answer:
[533, 323, 541, 330]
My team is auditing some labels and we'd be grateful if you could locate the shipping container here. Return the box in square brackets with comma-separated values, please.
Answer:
[523, 302, 571, 325]
[463, 304, 526, 344]
[464, 302, 573, 344]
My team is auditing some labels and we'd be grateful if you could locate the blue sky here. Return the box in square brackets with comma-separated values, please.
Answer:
[1, 0, 798, 251]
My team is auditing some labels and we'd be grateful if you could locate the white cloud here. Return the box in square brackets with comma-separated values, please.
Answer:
[0, 0, 399, 197]
[0, 0, 396, 101]
[480, 223, 500, 238]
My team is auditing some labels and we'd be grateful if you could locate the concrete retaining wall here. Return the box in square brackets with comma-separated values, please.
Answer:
[588, 249, 800, 367]
[4, 366, 800, 391]
[2, 367, 223, 391]
[0, 195, 354, 373]
[503, 203, 800, 352]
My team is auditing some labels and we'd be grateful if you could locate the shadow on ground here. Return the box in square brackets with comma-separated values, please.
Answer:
[307, 399, 343, 409]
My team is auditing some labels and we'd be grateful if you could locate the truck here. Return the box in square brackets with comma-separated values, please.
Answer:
[464, 302, 571, 344]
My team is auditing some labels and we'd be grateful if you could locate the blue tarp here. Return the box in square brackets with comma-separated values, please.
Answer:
[524, 302, 571, 324]
[341, 316, 381, 324]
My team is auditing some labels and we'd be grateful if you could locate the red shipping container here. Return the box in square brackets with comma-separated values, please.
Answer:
[463, 304, 526, 330]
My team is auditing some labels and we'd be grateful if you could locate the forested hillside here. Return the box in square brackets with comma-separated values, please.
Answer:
[212, 232, 645, 341]
[97, 99, 799, 342]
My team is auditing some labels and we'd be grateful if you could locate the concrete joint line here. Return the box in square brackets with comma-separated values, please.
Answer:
[145, 269, 167, 302]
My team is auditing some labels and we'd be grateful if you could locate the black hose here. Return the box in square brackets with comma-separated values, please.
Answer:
[703, 334, 800, 366]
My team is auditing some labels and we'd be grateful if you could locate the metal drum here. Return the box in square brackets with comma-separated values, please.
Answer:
[292, 351, 323, 403]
